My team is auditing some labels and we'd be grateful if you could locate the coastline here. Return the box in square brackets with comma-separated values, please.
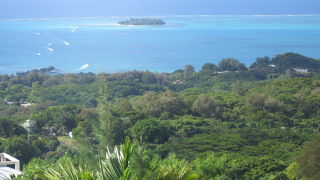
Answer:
[82, 23, 165, 27]
[1, 15, 320, 75]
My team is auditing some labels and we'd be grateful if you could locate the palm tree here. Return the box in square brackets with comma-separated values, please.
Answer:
[97, 137, 134, 180]
[45, 137, 198, 180]
[45, 162, 95, 180]
[44, 137, 134, 180]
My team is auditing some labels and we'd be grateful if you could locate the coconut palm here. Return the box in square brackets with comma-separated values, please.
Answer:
[44, 137, 134, 180]
[45, 162, 95, 180]
[97, 137, 134, 180]
[44, 137, 198, 180]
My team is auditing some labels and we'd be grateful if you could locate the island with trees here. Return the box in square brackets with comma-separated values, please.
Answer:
[118, 18, 166, 26]
[1, 52, 320, 179]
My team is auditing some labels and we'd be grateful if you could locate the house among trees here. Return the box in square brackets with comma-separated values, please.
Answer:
[0, 153, 22, 179]
[293, 68, 309, 73]
[21, 120, 36, 133]
[20, 102, 33, 108]
[4, 100, 14, 106]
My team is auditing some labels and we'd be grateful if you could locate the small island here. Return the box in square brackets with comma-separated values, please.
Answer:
[118, 18, 166, 26]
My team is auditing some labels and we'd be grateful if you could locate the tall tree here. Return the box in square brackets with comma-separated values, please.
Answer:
[95, 74, 126, 150]
[219, 58, 247, 71]
[75, 74, 124, 169]
[201, 63, 218, 73]
[94, 74, 116, 150]
[191, 95, 217, 118]
[184, 65, 195, 81]
[296, 137, 320, 180]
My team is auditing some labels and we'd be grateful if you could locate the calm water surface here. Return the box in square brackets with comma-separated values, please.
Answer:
[0, 15, 320, 74]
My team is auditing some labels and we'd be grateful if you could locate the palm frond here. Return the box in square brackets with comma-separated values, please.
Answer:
[97, 137, 134, 180]
[45, 162, 95, 180]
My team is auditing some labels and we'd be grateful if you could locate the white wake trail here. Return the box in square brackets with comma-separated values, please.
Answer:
[46, 32, 70, 46]
[70, 27, 78, 33]
[74, 64, 90, 72]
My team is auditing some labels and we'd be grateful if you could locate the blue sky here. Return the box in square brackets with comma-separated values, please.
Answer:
[1, 0, 320, 18]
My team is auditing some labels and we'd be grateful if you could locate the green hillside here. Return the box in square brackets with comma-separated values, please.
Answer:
[271, 52, 320, 71]
[1, 53, 320, 179]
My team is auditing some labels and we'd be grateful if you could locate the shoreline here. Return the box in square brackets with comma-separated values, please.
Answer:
[82, 23, 165, 27]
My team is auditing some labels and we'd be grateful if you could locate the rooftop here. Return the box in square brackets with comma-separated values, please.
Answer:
[0, 153, 22, 180]
[0, 167, 22, 180]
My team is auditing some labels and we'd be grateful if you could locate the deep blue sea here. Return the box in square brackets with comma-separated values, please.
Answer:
[1, 15, 320, 74]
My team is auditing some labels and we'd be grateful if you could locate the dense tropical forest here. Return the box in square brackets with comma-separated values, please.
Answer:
[1, 52, 320, 179]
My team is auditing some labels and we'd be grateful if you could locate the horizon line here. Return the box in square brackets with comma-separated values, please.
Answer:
[2, 13, 320, 21]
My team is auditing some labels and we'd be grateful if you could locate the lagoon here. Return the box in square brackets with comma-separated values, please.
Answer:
[0, 15, 320, 74]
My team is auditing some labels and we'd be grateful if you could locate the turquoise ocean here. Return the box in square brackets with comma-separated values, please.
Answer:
[0, 15, 320, 74]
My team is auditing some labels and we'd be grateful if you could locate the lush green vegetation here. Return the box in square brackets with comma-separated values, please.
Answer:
[118, 18, 166, 25]
[0, 52, 320, 179]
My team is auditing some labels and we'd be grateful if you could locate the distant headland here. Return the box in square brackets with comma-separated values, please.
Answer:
[118, 18, 166, 26]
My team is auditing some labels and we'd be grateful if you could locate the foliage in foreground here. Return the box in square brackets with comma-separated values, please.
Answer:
[2, 52, 320, 179]
[18, 137, 197, 180]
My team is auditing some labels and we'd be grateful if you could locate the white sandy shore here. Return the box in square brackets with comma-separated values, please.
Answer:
[82, 23, 162, 27]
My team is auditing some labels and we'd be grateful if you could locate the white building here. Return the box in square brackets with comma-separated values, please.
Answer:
[21, 120, 36, 133]
[20, 102, 33, 108]
[293, 68, 309, 73]
[0, 153, 22, 180]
